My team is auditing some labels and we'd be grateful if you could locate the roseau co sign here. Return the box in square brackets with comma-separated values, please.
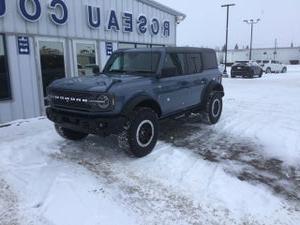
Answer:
[0, 0, 171, 37]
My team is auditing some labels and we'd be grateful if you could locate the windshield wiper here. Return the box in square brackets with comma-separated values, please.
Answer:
[129, 70, 155, 74]
[106, 69, 127, 74]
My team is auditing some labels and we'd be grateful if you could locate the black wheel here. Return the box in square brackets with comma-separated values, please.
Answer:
[231, 75, 236, 78]
[201, 92, 223, 125]
[259, 69, 263, 77]
[281, 67, 287, 73]
[118, 107, 158, 158]
[265, 67, 271, 74]
[55, 124, 88, 141]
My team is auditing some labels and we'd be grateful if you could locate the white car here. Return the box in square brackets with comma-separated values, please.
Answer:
[257, 60, 287, 74]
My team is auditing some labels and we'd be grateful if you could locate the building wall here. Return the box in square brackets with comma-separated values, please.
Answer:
[0, 0, 176, 46]
[0, 0, 178, 124]
[217, 47, 300, 64]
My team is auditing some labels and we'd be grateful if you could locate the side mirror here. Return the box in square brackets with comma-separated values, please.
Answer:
[161, 67, 177, 77]
[92, 66, 100, 74]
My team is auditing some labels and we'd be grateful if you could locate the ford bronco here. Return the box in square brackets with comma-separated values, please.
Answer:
[46, 47, 224, 157]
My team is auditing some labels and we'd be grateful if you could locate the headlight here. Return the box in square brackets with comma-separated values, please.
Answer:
[89, 95, 114, 110]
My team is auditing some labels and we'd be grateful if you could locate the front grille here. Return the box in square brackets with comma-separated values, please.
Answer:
[48, 90, 94, 111]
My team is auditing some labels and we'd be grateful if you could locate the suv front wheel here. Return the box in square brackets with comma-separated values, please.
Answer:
[201, 92, 223, 125]
[118, 107, 159, 158]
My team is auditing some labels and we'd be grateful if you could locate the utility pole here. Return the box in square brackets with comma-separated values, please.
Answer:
[221, 3, 235, 75]
[274, 38, 277, 60]
[243, 19, 260, 60]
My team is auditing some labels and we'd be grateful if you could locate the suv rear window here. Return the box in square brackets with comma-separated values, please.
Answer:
[202, 52, 217, 69]
[186, 54, 202, 74]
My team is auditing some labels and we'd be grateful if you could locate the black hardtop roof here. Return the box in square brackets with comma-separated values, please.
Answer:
[115, 47, 216, 54]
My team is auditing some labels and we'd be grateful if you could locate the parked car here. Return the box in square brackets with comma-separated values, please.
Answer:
[231, 61, 263, 78]
[256, 60, 287, 74]
[46, 47, 224, 157]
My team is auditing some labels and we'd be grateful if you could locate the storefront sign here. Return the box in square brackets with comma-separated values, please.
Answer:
[17, 36, 30, 55]
[1, 0, 171, 37]
[0, 0, 5, 17]
[105, 42, 113, 56]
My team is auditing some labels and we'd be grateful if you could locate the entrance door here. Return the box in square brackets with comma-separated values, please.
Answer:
[37, 39, 66, 104]
[73, 40, 99, 76]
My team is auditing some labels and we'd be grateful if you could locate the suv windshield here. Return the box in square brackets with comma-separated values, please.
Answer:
[104, 52, 161, 75]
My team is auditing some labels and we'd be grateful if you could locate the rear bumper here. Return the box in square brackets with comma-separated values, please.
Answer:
[46, 107, 126, 136]
[231, 70, 252, 77]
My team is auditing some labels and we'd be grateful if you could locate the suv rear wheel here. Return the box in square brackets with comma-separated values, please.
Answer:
[118, 107, 158, 158]
[201, 92, 223, 125]
[55, 124, 88, 141]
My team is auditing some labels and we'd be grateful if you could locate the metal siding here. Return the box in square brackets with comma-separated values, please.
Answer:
[1, 0, 176, 45]
[0, 0, 178, 123]
[0, 35, 41, 123]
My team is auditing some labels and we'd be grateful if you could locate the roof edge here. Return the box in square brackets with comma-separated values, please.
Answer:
[137, 0, 186, 22]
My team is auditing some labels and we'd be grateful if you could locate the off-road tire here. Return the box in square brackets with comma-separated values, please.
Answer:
[118, 107, 158, 158]
[55, 124, 88, 141]
[201, 92, 223, 125]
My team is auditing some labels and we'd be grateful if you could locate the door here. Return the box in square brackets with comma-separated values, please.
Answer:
[157, 53, 185, 114]
[185, 53, 206, 106]
[157, 53, 192, 114]
[73, 40, 99, 76]
[37, 39, 66, 105]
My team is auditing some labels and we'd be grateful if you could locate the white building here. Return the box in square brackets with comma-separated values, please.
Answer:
[217, 47, 300, 65]
[0, 0, 185, 124]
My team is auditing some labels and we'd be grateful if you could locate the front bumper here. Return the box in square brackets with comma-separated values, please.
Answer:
[46, 107, 126, 136]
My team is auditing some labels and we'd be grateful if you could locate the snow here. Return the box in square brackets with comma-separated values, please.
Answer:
[220, 65, 300, 165]
[0, 65, 300, 225]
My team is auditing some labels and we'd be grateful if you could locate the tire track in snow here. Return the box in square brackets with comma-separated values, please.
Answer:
[159, 115, 300, 205]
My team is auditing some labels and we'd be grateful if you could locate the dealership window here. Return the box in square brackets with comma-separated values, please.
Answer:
[38, 40, 66, 102]
[75, 41, 98, 76]
[0, 34, 11, 101]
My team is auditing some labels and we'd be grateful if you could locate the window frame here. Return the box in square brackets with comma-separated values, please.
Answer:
[72, 39, 99, 77]
[0, 34, 12, 101]
[185, 53, 204, 75]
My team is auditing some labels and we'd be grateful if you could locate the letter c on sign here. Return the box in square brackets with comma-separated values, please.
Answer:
[0, 0, 6, 17]
[48, 0, 68, 25]
[18, 0, 42, 22]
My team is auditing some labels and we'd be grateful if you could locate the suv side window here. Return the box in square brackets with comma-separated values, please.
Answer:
[186, 54, 202, 74]
[162, 53, 184, 76]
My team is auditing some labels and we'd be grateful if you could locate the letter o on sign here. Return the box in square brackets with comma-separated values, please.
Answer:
[18, 0, 42, 22]
[48, 0, 68, 25]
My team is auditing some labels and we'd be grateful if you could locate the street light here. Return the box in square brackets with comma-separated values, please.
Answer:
[243, 19, 260, 60]
[221, 3, 235, 76]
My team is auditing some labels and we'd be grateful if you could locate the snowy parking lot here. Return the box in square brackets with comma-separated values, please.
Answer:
[0, 66, 300, 225]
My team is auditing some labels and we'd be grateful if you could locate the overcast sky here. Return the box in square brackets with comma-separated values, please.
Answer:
[159, 0, 300, 49]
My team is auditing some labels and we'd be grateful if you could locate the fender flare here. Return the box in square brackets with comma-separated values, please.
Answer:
[121, 94, 162, 117]
[201, 81, 224, 106]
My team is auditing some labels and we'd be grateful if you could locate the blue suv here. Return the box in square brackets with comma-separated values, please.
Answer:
[46, 47, 224, 157]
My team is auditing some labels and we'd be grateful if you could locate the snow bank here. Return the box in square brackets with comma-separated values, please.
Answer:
[219, 65, 300, 166]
